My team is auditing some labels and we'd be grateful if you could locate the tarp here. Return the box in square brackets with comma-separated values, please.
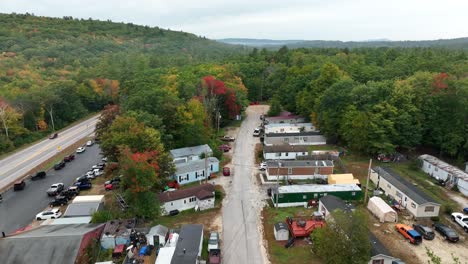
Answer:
[367, 196, 397, 223]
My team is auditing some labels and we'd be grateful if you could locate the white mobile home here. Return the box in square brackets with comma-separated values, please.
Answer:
[264, 123, 316, 134]
[370, 167, 440, 218]
[170, 144, 212, 164]
[263, 145, 309, 160]
[418, 154, 468, 196]
[158, 184, 215, 215]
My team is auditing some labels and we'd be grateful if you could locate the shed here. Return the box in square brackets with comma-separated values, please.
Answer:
[147, 224, 169, 247]
[318, 195, 355, 218]
[367, 196, 397, 223]
[328, 174, 360, 185]
[273, 222, 289, 241]
[100, 219, 136, 249]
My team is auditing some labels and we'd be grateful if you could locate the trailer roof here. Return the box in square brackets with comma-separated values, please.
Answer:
[278, 184, 361, 194]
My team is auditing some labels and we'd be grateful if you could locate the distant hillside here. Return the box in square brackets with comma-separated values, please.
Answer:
[218, 37, 468, 49]
[0, 13, 246, 67]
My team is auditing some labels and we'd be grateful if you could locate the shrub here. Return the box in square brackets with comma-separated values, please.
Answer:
[91, 210, 114, 223]
[442, 204, 454, 215]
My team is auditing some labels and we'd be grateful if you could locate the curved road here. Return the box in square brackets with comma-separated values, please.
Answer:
[0, 115, 99, 191]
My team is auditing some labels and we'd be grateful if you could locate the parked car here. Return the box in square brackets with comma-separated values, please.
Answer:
[46, 183, 64, 196]
[464, 208, 468, 214]
[97, 163, 106, 170]
[93, 169, 104, 176]
[74, 181, 92, 190]
[209, 249, 221, 264]
[76, 147, 86, 153]
[259, 162, 267, 171]
[54, 161, 66, 170]
[207, 232, 220, 252]
[86, 140, 94, 146]
[169, 210, 179, 216]
[451, 212, 468, 232]
[105, 182, 119, 190]
[433, 223, 459, 242]
[36, 208, 62, 220]
[76, 175, 89, 182]
[67, 186, 80, 196]
[105, 177, 122, 185]
[253, 128, 261, 137]
[13, 180, 26, 191]
[412, 224, 435, 240]
[395, 224, 422, 244]
[48, 133, 58, 139]
[63, 154, 75, 162]
[220, 135, 235, 142]
[31, 171, 46, 181]
[85, 170, 96, 179]
[58, 190, 75, 200]
[223, 167, 230, 176]
[49, 196, 69, 207]
[218, 144, 231, 152]
[102, 157, 108, 162]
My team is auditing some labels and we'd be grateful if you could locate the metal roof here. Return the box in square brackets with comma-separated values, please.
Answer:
[175, 157, 219, 175]
[369, 232, 391, 257]
[171, 224, 203, 264]
[40, 217, 92, 225]
[372, 166, 439, 205]
[267, 160, 333, 168]
[72, 195, 104, 203]
[274, 222, 289, 231]
[265, 131, 324, 137]
[278, 184, 361, 194]
[0, 224, 104, 264]
[419, 154, 468, 181]
[63, 201, 102, 217]
[170, 144, 212, 158]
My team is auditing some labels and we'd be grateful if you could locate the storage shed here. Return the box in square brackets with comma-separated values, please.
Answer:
[271, 184, 362, 207]
[147, 224, 169, 247]
[100, 219, 136, 249]
[367, 196, 397, 223]
[273, 222, 289, 241]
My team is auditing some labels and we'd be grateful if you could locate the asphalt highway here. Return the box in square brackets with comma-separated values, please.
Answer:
[0, 144, 103, 235]
[0, 115, 99, 191]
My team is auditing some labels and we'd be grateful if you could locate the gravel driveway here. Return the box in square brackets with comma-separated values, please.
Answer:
[222, 105, 269, 264]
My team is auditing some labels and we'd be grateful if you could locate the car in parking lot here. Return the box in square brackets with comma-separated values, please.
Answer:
[86, 140, 94, 146]
[259, 162, 267, 171]
[31, 171, 46, 181]
[63, 154, 75, 162]
[67, 186, 80, 196]
[220, 135, 235, 142]
[451, 212, 468, 232]
[412, 224, 435, 240]
[76, 147, 86, 153]
[395, 224, 422, 244]
[433, 223, 459, 242]
[46, 183, 64, 196]
[93, 169, 104, 176]
[253, 128, 261, 137]
[105, 182, 119, 190]
[13, 180, 26, 191]
[74, 181, 92, 190]
[48, 196, 69, 207]
[207, 232, 220, 252]
[36, 208, 62, 220]
[48, 133, 58, 139]
[223, 167, 230, 176]
[54, 161, 66, 170]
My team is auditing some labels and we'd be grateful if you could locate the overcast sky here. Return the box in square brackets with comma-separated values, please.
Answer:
[1, 0, 467, 41]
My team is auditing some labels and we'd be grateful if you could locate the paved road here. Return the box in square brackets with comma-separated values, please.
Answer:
[222, 105, 268, 264]
[0, 144, 103, 235]
[0, 115, 99, 191]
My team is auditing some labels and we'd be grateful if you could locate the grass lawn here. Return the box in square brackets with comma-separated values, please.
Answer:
[262, 206, 323, 264]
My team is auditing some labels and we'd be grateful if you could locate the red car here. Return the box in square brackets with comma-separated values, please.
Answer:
[63, 154, 75, 162]
[218, 144, 231, 152]
[223, 167, 230, 176]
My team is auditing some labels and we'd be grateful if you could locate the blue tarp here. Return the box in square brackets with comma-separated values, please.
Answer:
[139, 246, 148, 256]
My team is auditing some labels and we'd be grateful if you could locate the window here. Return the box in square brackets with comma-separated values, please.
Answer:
[284, 138, 289, 143]
[211, 164, 213, 171]
[404, 197, 407, 201]
[303, 137, 308, 142]
[352, 192, 356, 196]
[189, 197, 196, 202]
[425, 206, 435, 212]
[171, 202, 173, 206]
[372, 259, 384, 264]
[303, 195, 307, 199]
[387, 184, 391, 189]
[428, 164, 431, 168]
[314, 194, 318, 198]
[288, 168, 292, 174]
[435, 167, 438, 172]
[275, 153, 281, 157]
[279, 194, 284, 198]
[285, 152, 289, 157]
[411, 202, 416, 208]
[184, 200, 186, 204]
[396, 191, 402, 198]
[179, 176, 182, 182]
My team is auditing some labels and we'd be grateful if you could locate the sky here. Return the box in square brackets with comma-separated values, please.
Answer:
[1, 0, 467, 41]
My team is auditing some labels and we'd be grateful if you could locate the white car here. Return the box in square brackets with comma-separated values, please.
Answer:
[207, 232, 219, 252]
[102, 157, 108, 162]
[93, 169, 103, 176]
[86, 140, 94, 146]
[85, 171, 95, 179]
[36, 208, 62, 220]
[253, 128, 261, 137]
[76, 147, 86, 153]
[259, 162, 267, 171]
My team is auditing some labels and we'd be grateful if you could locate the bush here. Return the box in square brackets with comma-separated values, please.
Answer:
[442, 204, 454, 215]
[430, 216, 440, 222]
[91, 210, 114, 223]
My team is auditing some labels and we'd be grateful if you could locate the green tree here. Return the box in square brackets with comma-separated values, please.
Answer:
[267, 98, 282, 116]
[312, 209, 370, 264]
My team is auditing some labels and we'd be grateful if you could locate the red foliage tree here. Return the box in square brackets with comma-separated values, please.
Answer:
[224, 88, 241, 118]
[432, 72, 449, 90]
[201, 76, 227, 97]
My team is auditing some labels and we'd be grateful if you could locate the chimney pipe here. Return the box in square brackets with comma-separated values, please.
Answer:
[183, 248, 186, 254]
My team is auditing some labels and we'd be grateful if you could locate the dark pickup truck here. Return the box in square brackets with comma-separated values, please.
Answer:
[31, 171, 46, 181]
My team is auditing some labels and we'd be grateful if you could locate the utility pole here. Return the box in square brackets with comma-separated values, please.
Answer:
[276, 160, 281, 209]
[216, 111, 221, 134]
[364, 159, 372, 204]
